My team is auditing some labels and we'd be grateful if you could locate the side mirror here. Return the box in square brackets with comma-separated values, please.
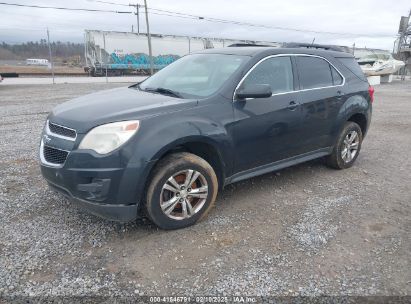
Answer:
[236, 84, 272, 100]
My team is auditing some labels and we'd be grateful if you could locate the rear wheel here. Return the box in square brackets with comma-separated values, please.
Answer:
[146, 152, 218, 230]
[326, 121, 363, 169]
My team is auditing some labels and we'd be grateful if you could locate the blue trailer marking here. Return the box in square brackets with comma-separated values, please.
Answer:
[108, 53, 180, 70]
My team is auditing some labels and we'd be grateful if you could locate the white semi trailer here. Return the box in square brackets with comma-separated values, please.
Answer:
[84, 30, 280, 76]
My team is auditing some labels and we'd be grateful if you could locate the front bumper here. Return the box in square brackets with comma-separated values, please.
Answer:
[40, 159, 146, 222]
[39, 140, 153, 223]
[39, 120, 157, 222]
[47, 181, 138, 222]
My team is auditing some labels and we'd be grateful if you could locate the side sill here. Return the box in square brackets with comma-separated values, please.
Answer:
[225, 147, 332, 185]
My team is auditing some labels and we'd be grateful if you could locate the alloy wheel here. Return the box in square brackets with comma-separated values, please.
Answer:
[341, 130, 360, 163]
[160, 169, 209, 220]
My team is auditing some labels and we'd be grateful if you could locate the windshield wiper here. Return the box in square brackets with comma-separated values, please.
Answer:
[144, 87, 183, 98]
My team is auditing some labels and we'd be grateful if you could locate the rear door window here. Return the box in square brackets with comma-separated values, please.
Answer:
[242, 56, 294, 94]
[297, 56, 334, 89]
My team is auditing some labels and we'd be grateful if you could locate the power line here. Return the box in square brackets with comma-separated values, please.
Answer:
[83, 0, 396, 37]
[148, 8, 395, 38]
[0, 2, 132, 13]
[86, 1, 202, 20]
[0, 1, 396, 38]
[86, 0, 129, 7]
[85, 0, 201, 21]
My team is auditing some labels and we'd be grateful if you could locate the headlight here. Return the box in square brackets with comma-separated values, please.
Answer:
[79, 120, 140, 154]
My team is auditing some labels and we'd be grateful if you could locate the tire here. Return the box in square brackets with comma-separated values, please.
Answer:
[326, 121, 363, 169]
[146, 152, 218, 230]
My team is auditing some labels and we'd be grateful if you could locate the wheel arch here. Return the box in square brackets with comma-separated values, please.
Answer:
[146, 136, 227, 192]
[347, 112, 367, 136]
[332, 93, 370, 142]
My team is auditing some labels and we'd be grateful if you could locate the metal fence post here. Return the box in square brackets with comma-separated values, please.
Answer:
[47, 28, 55, 84]
[144, 0, 154, 75]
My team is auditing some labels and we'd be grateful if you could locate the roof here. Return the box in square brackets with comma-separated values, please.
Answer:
[195, 47, 354, 58]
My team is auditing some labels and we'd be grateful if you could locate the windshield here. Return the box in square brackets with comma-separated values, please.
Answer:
[138, 54, 248, 98]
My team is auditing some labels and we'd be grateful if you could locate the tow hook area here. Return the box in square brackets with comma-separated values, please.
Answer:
[77, 178, 111, 201]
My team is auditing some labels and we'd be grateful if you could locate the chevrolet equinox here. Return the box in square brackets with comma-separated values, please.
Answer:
[40, 47, 373, 229]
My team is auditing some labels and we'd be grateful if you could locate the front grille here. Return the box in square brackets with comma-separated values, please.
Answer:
[48, 121, 76, 139]
[43, 145, 69, 165]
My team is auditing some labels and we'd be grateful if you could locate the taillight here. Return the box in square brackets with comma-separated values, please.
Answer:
[368, 85, 374, 103]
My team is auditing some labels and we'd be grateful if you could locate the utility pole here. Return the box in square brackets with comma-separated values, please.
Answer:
[137, 4, 140, 34]
[144, 0, 154, 75]
[46, 28, 55, 84]
[129, 3, 140, 34]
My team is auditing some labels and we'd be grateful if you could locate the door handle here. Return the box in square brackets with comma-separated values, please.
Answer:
[288, 101, 298, 111]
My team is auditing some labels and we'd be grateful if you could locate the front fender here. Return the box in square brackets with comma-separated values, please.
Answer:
[116, 99, 234, 209]
[128, 101, 235, 171]
[138, 116, 231, 161]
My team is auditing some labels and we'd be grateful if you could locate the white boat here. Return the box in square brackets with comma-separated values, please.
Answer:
[357, 53, 405, 76]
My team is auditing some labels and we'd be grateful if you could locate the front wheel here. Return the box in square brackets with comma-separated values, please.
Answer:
[326, 121, 363, 169]
[145, 152, 218, 230]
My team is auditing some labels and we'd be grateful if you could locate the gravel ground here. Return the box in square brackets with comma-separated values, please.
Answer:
[0, 81, 410, 300]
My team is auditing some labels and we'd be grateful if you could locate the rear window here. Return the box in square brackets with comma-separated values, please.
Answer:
[297, 56, 333, 89]
[337, 57, 367, 81]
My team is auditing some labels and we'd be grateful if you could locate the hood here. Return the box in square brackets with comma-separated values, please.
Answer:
[49, 87, 198, 133]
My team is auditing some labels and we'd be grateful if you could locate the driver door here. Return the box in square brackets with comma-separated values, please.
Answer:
[232, 56, 303, 173]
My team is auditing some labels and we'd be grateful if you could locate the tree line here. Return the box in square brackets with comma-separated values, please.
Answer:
[0, 40, 84, 61]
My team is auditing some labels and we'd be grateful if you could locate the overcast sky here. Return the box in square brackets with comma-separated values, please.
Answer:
[0, 0, 409, 50]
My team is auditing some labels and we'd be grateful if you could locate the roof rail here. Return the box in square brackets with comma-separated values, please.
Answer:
[227, 43, 272, 47]
[283, 42, 349, 53]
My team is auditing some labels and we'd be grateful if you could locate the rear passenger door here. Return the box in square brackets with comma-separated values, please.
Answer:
[295, 55, 345, 153]
[232, 56, 303, 173]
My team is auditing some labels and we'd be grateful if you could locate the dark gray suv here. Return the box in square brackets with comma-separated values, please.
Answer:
[40, 47, 373, 229]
